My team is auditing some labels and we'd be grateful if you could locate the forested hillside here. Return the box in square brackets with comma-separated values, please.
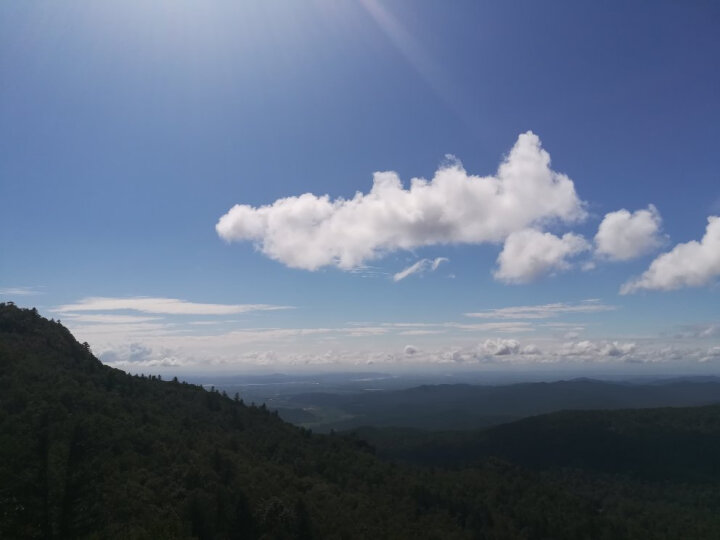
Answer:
[2, 302, 719, 539]
[353, 404, 720, 480]
[0, 303, 458, 538]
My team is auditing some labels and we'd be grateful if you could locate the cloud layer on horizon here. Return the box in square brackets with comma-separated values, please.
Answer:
[96, 335, 717, 369]
[49, 294, 714, 370]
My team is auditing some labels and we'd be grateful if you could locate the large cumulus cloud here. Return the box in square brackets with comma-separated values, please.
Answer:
[494, 229, 589, 284]
[595, 205, 664, 261]
[216, 132, 586, 271]
[621, 216, 720, 293]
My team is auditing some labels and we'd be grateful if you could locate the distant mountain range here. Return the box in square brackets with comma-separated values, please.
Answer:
[287, 377, 720, 431]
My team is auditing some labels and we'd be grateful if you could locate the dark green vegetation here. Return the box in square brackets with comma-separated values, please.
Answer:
[283, 378, 720, 432]
[2, 303, 720, 539]
[353, 405, 720, 481]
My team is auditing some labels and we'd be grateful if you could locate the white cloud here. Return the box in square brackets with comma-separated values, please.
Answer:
[100, 342, 153, 364]
[54, 296, 292, 315]
[701, 347, 720, 363]
[697, 325, 720, 338]
[494, 229, 589, 283]
[83, 322, 716, 369]
[347, 265, 390, 278]
[442, 350, 466, 363]
[344, 326, 390, 337]
[481, 338, 520, 355]
[621, 216, 720, 293]
[217, 132, 586, 270]
[398, 329, 444, 336]
[380, 322, 440, 328]
[465, 300, 615, 319]
[99, 343, 183, 368]
[393, 257, 448, 281]
[674, 323, 720, 339]
[450, 322, 535, 333]
[379, 321, 534, 333]
[595, 205, 664, 261]
[477, 339, 546, 358]
[63, 314, 162, 324]
[0, 286, 42, 296]
[393, 260, 429, 282]
[560, 340, 636, 358]
[601, 341, 638, 357]
[67, 322, 175, 341]
[430, 257, 448, 271]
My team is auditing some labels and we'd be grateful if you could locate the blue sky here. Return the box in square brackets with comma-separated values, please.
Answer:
[1, 1, 719, 373]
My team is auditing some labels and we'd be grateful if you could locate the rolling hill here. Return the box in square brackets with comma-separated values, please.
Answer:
[288, 377, 720, 432]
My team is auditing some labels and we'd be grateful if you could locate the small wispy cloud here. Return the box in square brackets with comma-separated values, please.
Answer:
[0, 286, 43, 296]
[63, 314, 162, 324]
[348, 265, 390, 278]
[53, 296, 293, 315]
[380, 322, 441, 328]
[673, 322, 720, 339]
[393, 257, 449, 282]
[69, 322, 173, 338]
[380, 320, 534, 333]
[450, 322, 535, 333]
[465, 300, 615, 320]
[398, 329, 445, 336]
